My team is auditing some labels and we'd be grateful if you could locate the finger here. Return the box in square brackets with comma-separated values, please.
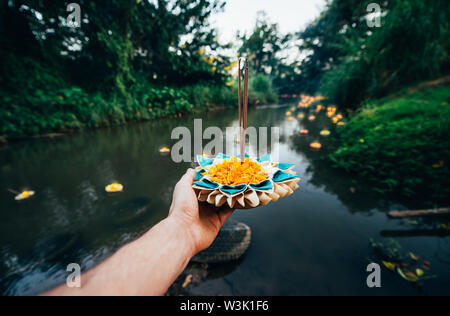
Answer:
[180, 168, 195, 186]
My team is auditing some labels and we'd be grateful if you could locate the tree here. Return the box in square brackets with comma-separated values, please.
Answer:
[237, 12, 291, 78]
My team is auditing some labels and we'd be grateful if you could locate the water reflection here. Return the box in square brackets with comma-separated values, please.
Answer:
[0, 104, 449, 295]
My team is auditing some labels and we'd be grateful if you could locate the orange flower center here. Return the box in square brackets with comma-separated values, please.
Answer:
[207, 157, 268, 186]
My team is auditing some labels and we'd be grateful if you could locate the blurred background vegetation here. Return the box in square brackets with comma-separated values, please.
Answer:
[0, 0, 280, 138]
[0, 0, 449, 200]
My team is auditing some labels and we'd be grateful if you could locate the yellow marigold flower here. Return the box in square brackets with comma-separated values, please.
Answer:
[208, 157, 268, 185]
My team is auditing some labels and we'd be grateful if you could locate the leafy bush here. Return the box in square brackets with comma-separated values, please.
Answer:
[330, 85, 450, 202]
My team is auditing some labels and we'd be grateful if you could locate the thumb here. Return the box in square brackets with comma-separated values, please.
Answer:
[180, 168, 196, 186]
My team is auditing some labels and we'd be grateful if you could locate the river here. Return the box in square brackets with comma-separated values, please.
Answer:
[1, 103, 449, 295]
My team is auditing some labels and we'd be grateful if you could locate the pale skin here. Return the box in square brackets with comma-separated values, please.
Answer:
[43, 169, 234, 296]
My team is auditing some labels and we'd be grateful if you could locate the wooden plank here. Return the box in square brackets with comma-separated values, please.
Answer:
[388, 208, 450, 218]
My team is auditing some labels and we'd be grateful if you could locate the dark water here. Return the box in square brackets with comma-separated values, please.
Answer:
[1, 104, 449, 296]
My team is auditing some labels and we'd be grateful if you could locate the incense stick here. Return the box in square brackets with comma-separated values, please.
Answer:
[238, 59, 242, 133]
[7, 189, 20, 195]
[241, 59, 249, 163]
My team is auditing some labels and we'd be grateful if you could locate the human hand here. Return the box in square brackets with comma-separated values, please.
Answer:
[168, 168, 234, 255]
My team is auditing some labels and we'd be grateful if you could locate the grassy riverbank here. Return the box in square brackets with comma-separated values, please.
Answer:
[0, 75, 277, 140]
[330, 83, 450, 203]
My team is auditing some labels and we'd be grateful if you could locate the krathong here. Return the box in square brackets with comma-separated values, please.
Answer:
[193, 153, 300, 209]
[105, 183, 123, 193]
[192, 59, 300, 209]
[15, 190, 35, 201]
[300, 129, 309, 135]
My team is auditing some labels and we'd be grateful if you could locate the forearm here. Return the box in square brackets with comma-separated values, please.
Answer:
[43, 217, 195, 296]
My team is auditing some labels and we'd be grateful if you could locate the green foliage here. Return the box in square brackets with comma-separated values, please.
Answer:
[0, 0, 269, 138]
[249, 74, 278, 105]
[0, 81, 198, 138]
[330, 85, 450, 201]
[237, 12, 291, 94]
[295, 0, 450, 107]
[182, 74, 278, 110]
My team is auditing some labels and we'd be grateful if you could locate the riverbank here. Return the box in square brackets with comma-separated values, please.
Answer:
[330, 82, 450, 204]
[0, 76, 277, 141]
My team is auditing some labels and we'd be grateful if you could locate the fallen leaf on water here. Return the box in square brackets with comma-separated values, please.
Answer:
[416, 269, 424, 277]
[409, 253, 419, 261]
[382, 261, 396, 272]
[397, 268, 419, 282]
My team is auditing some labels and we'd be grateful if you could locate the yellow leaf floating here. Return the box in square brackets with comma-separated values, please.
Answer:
[432, 161, 444, 168]
[105, 183, 123, 193]
[409, 252, 419, 261]
[397, 268, 419, 282]
[15, 190, 35, 201]
[382, 261, 396, 272]
[416, 269, 424, 277]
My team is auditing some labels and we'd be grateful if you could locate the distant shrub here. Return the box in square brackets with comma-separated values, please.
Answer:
[330, 85, 450, 202]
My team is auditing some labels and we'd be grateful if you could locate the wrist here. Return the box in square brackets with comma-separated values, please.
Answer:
[163, 215, 198, 258]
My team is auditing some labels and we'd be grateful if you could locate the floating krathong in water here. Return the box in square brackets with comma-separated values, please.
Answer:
[300, 129, 309, 135]
[320, 130, 331, 136]
[105, 183, 123, 193]
[159, 147, 171, 154]
[310, 142, 322, 150]
[15, 190, 35, 201]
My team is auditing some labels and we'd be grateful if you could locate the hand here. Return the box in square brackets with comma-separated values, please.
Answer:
[168, 168, 234, 255]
